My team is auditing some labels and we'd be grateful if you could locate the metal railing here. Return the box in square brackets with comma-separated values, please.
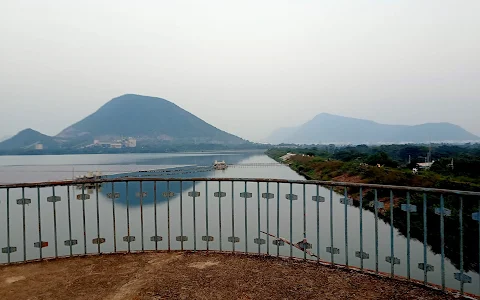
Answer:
[0, 178, 479, 298]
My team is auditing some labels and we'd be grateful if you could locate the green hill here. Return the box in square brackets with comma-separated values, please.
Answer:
[57, 94, 245, 144]
[0, 129, 59, 150]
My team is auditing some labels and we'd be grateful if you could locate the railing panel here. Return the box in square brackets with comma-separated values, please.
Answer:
[162, 181, 172, 250]
[168, 181, 185, 251]
[304, 184, 328, 262]
[142, 181, 159, 252]
[4, 188, 22, 263]
[37, 187, 55, 258]
[216, 181, 241, 253]
[125, 181, 141, 253]
[245, 181, 258, 254]
[0, 178, 479, 297]
[189, 181, 208, 252]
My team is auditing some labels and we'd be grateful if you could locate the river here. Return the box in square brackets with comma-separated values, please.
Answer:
[0, 151, 478, 296]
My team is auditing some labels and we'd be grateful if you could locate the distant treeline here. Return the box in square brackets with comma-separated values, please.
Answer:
[270, 143, 480, 180]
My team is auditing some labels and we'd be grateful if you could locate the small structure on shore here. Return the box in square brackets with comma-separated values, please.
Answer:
[417, 161, 434, 170]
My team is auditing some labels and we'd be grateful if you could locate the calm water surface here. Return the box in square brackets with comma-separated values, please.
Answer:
[0, 152, 478, 295]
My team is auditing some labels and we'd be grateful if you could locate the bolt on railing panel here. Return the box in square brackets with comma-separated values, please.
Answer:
[0, 178, 479, 297]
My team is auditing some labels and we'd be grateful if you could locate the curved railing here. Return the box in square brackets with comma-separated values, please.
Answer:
[0, 178, 479, 298]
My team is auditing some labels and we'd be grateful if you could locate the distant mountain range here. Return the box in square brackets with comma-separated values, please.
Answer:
[266, 113, 479, 144]
[2, 97, 478, 152]
[0, 94, 246, 151]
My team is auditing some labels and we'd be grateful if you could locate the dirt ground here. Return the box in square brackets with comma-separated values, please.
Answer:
[0, 252, 461, 300]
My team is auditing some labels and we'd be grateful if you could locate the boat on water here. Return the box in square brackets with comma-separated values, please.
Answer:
[74, 171, 103, 189]
[213, 160, 228, 170]
[75, 171, 102, 180]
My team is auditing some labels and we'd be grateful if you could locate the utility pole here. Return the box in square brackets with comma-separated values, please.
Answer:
[427, 144, 432, 163]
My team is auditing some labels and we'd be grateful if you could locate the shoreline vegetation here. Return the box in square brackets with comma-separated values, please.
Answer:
[266, 145, 480, 273]
[266, 145, 480, 190]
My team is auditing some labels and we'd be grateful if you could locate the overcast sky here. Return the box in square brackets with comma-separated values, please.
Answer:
[1, 0, 479, 142]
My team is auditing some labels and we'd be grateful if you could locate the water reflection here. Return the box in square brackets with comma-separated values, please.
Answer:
[98, 152, 252, 206]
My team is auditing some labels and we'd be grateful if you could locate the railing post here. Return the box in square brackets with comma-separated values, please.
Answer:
[289, 183, 293, 258]
[266, 182, 270, 256]
[459, 197, 464, 296]
[390, 190, 395, 277]
[6, 188, 10, 264]
[37, 187, 42, 260]
[193, 181, 197, 252]
[205, 181, 209, 252]
[330, 186, 334, 266]
[154, 181, 158, 251]
[478, 198, 480, 297]
[140, 181, 144, 252]
[111, 182, 116, 253]
[81, 184, 87, 255]
[67, 185, 73, 257]
[180, 181, 184, 251]
[22, 187, 27, 262]
[406, 192, 411, 280]
[344, 187, 348, 268]
[126, 182, 130, 253]
[97, 183, 101, 254]
[52, 186, 58, 258]
[440, 195, 445, 291]
[167, 181, 171, 252]
[244, 181, 248, 254]
[374, 189, 379, 274]
[303, 184, 306, 261]
[316, 185, 320, 263]
[231, 181, 235, 253]
[277, 182, 280, 258]
[258, 182, 261, 255]
[359, 187, 363, 271]
[219, 181, 222, 252]
[422, 193, 428, 285]
[180, 181, 183, 251]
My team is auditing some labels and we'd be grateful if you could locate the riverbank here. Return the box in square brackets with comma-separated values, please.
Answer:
[266, 148, 480, 216]
[266, 148, 480, 274]
[266, 149, 480, 192]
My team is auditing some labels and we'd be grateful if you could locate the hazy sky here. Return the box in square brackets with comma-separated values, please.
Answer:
[1, 1, 479, 142]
